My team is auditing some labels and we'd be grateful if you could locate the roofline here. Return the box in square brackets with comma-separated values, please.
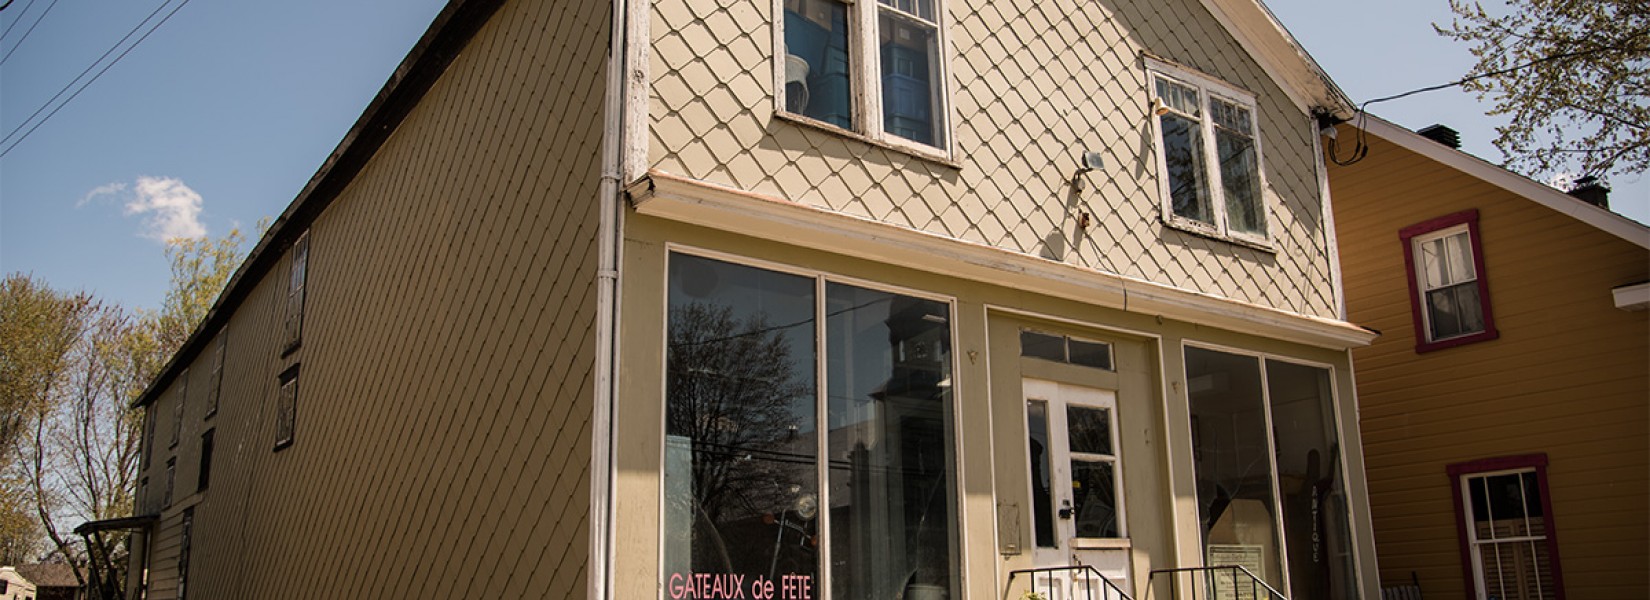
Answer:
[132, 0, 504, 408]
[1201, 0, 1357, 118]
[1357, 114, 1650, 250]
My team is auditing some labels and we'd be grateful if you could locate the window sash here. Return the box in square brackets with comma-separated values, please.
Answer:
[1460, 468, 1555, 600]
[1412, 225, 1486, 342]
[777, 0, 951, 154]
[1149, 68, 1268, 242]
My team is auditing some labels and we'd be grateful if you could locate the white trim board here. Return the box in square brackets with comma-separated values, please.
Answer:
[1358, 115, 1650, 251]
[629, 170, 1377, 350]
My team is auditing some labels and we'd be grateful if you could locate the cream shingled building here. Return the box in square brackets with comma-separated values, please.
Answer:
[103, 0, 1387, 598]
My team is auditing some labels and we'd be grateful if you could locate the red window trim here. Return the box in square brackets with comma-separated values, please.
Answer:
[1398, 209, 1498, 353]
[1446, 453, 1565, 600]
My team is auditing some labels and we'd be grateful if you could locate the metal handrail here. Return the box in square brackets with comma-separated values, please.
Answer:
[1007, 564, 1135, 600]
[1147, 565, 1286, 600]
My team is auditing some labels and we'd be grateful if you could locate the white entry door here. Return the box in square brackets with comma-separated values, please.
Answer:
[1024, 379, 1131, 600]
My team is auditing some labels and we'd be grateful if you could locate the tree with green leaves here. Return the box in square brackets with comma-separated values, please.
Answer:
[1436, 0, 1649, 181]
[3, 226, 250, 584]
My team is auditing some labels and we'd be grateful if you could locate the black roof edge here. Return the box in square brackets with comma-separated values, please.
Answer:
[74, 514, 160, 535]
[131, 0, 504, 408]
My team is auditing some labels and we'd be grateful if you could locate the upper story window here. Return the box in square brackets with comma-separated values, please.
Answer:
[170, 369, 188, 448]
[274, 366, 299, 451]
[206, 334, 225, 418]
[1400, 209, 1497, 352]
[282, 231, 310, 354]
[780, 0, 950, 153]
[1146, 58, 1269, 245]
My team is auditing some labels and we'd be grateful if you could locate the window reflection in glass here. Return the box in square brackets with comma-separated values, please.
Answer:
[879, 11, 944, 147]
[1157, 77, 1210, 224]
[1266, 360, 1357, 600]
[1185, 347, 1284, 590]
[665, 254, 820, 588]
[784, 0, 854, 128]
[1027, 400, 1055, 548]
[826, 283, 955, 599]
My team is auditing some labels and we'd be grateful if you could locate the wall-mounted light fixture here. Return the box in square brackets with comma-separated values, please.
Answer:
[1072, 151, 1104, 191]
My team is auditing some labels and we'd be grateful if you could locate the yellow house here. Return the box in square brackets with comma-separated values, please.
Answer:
[1329, 116, 1650, 600]
[96, 0, 1393, 598]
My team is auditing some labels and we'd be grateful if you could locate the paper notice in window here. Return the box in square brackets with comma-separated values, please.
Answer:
[1206, 544, 1266, 600]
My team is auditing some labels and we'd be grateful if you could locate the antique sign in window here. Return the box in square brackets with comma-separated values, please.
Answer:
[664, 252, 958, 599]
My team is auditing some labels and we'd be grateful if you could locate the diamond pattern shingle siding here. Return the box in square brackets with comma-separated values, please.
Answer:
[649, 0, 1337, 318]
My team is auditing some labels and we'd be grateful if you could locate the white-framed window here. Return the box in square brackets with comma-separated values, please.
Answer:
[1400, 209, 1497, 352]
[1146, 58, 1269, 244]
[1448, 455, 1562, 600]
[1024, 379, 1126, 549]
[777, 0, 951, 154]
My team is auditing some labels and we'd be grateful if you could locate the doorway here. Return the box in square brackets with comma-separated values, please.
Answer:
[1023, 378, 1131, 598]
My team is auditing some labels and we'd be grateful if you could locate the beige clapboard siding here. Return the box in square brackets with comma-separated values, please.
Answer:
[647, 0, 1341, 319]
[1331, 127, 1650, 600]
[130, 0, 608, 598]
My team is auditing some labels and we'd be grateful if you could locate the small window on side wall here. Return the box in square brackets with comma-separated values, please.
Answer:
[274, 366, 299, 451]
[282, 231, 310, 354]
[1400, 209, 1497, 352]
[206, 334, 225, 418]
[1146, 58, 1269, 245]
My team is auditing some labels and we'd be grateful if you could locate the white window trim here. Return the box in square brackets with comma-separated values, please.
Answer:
[1145, 56, 1273, 249]
[1410, 223, 1480, 343]
[771, 0, 956, 161]
[1458, 467, 1552, 600]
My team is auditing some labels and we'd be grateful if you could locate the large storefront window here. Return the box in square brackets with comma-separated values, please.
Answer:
[666, 253, 958, 600]
[1185, 347, 1358, 598]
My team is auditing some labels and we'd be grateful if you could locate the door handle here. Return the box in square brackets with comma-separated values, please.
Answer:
[1058, 499, 1073, 520]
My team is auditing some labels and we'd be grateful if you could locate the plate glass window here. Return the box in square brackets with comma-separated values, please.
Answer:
[664, 253, 959, 599]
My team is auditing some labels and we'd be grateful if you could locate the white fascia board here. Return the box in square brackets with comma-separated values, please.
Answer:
[1614, 282, 1650, 311]
[1360, 115, 1650, 251]
[630, 170, 1378, 350]
[1199, 0, 1355, 118]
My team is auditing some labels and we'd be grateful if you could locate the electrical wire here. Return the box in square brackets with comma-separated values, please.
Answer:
[0, 0, 190, 159]
[0, 0, 39, 44]
[1325, 34, 1649, 167]
[0, 0, 56, 65]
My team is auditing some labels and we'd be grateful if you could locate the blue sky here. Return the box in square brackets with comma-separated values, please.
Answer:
[2, 0, 1644, 312]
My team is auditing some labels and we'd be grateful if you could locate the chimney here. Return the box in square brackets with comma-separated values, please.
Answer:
[1417, 124, 1460, 149]
[1567, 176, 1610, 209]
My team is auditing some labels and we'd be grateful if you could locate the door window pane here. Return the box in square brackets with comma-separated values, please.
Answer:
[1066, 406, 1112, 456]
[1027, 400, 1055, 548]
[1266, 360, 1357, 600]
[665, 255, 820, 589]
[827, 283, 955, 599]
[1071, 460, 1119, 538]
[1185, 347, 1284, 590]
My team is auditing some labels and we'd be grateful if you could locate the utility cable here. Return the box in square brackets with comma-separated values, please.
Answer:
[0, 0, 190, 159]
[0, 0, 57, 65]
[1326, 34, 1649, 166]
[0, 0, 39, 44]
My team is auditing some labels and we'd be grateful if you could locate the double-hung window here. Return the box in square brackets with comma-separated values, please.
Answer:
[1448, 455, 1563, 600]
[780, 0, 950, 152]
[1400, 209, 1497, 352]
[1147, 59, 1268, 244]
[663, 251, 960, 599]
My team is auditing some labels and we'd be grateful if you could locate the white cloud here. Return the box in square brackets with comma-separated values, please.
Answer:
[121, 176, 207, 242]
[77, 181, 128, 207]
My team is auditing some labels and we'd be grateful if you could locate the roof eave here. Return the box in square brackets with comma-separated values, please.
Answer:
[130, 0, 504, 409]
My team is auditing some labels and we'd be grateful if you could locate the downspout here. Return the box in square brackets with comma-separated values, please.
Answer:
[591, 0, 632, 597]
